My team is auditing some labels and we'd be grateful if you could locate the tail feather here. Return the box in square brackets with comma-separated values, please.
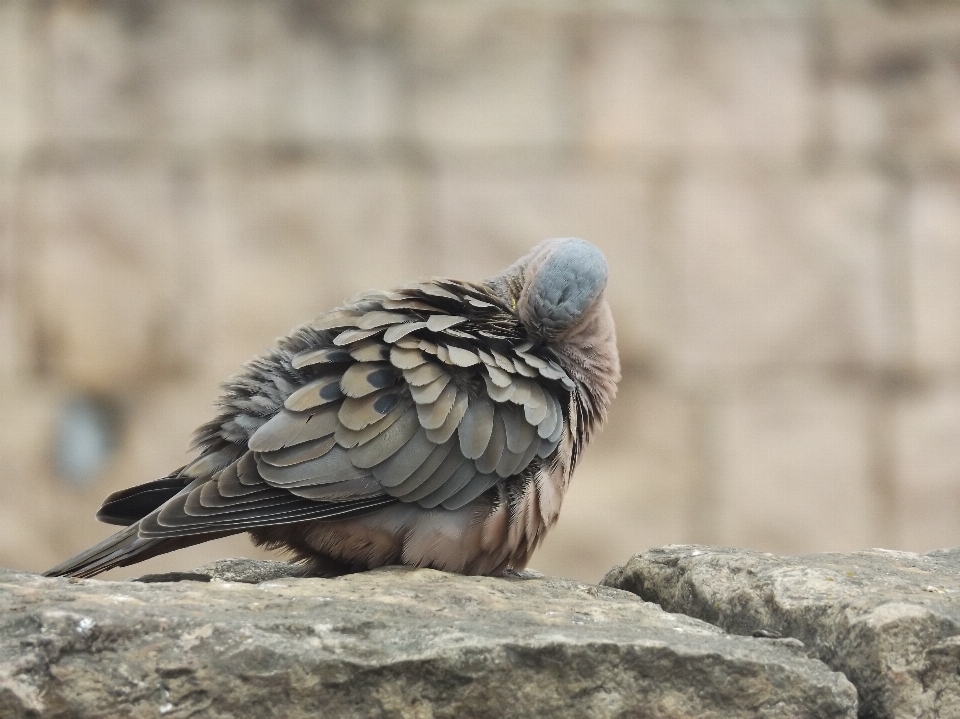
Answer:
[45, 524, 144, 578]
[44, 524, 231, 579]
[96, 477, 191, 526]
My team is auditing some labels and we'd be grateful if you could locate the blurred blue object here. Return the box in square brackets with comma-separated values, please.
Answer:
[54, 396, 119, 487]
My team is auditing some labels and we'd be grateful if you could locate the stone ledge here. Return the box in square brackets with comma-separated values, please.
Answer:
[0, 561, 855, 719]
[603, 545, 960, 719]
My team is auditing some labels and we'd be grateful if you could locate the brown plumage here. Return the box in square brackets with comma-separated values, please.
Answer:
[45, 238, 620, 578]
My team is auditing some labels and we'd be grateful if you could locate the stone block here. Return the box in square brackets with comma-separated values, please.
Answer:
[907, 176, 960, 369]
[135, 557, 307, 584]
[38, 1, 149, 143]
[893, 380, 960, 550]
[822, 5, 960, 81]
[197, 161, 411, 381]
[579, 16, 811, 159]
[535, 373, 702, 582]
[668, 165, 893, 376]
[20, 162, 202, 390]
[823, 81, 890, 157]
[406, 1, 567, 150]
[581, 1, 813, 19]
[605, 545, 960, 719]
[823, 6, 960, 161]
[0, 167, 18, 388]
[149, 0, 401, 145]
[0, 0, 33, 157]
[0, 564, 858, 718]
[425, 167, 665, 362]
[37, 0, 401, 146]
[706, 377, 879, 553]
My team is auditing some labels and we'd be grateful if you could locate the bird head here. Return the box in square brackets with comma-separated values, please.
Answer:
[492, 238, 609, 341]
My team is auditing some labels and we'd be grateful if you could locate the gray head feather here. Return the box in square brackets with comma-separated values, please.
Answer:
[509, 238, 608, 337]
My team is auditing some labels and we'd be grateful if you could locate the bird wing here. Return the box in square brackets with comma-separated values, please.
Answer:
[137, 280, 574, 539]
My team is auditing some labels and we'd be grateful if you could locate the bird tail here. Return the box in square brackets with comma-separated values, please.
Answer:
[43, 524, 226, 579]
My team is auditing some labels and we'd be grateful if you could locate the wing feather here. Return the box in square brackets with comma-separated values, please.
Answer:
[404, 459, 477, 509]
[516, 350, 546, 369]
[547, 398, 565, 444]
[259, 435, 337, 467]
[414, 282, 461, 301]
[334, 328, 382, 346]
[180, 447, 239, 480]
[491, 350, 516, 372]
[486, 365, 512, 387]
[537, 360, 566, 381]
[287, 477, 383, 500]
[415, 382, 458, 430]
[523, 382, 549, 425]
[516, 433, 542, 475]
[140, 495, 394, 537]
[237, 451, 265, 486]
[383, 321, 428, 343]
[476, 348, 496, 365]
[500, 403, 537, 455]
[512, 359, 539, 378]
[349, 342, 391, 362]
[291, 347, 352, 370]
[334, 400, 410, 449]
[446, 346, 480, 367]
[308, 310, 362, 332]
[338, 389, 401, 430]
[180, 492, 301, 523]
[476, 410, 507, 474]
[340, 362, 397, 398]
[249, 405, 339, 452]
[424, 388, 468, 444]
[496, 444, 526, 478]
[216, 463, 264, 498]
[483, 372, 516, 402]
[382, 298, 436, 312]
[257, 446, 369, 486]
[400, 455, 472, 504]
[438, 472, 500, 511]
[199, 474, 270, 508]
[458, 396, 494, 460]
[356, 311, 411, 329]
[347, 407, 420, 468]
[508, 376, 532, 406]
[409, 373, 450, 404]
[390, 346, 427, 369]
[382, 437, 458, 497]
[371, 428, 436, 487]
[536, 392, 559, 440]
[404, 362, 444, 386]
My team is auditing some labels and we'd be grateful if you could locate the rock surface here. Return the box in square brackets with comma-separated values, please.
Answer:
[603, 546, 960, 719]
[0, 561, 856, 719]
[135, 557, 311, 585]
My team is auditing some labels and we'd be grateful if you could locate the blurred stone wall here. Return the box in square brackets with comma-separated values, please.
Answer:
[1, 0, 959, 582]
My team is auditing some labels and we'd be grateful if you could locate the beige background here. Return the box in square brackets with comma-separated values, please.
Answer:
[1, 0, 959, 583]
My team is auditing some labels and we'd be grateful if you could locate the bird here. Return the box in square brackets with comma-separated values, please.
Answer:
[45, 238, 620, 579]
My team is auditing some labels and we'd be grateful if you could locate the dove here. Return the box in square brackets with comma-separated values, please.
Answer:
[45, 238, 620, 578]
